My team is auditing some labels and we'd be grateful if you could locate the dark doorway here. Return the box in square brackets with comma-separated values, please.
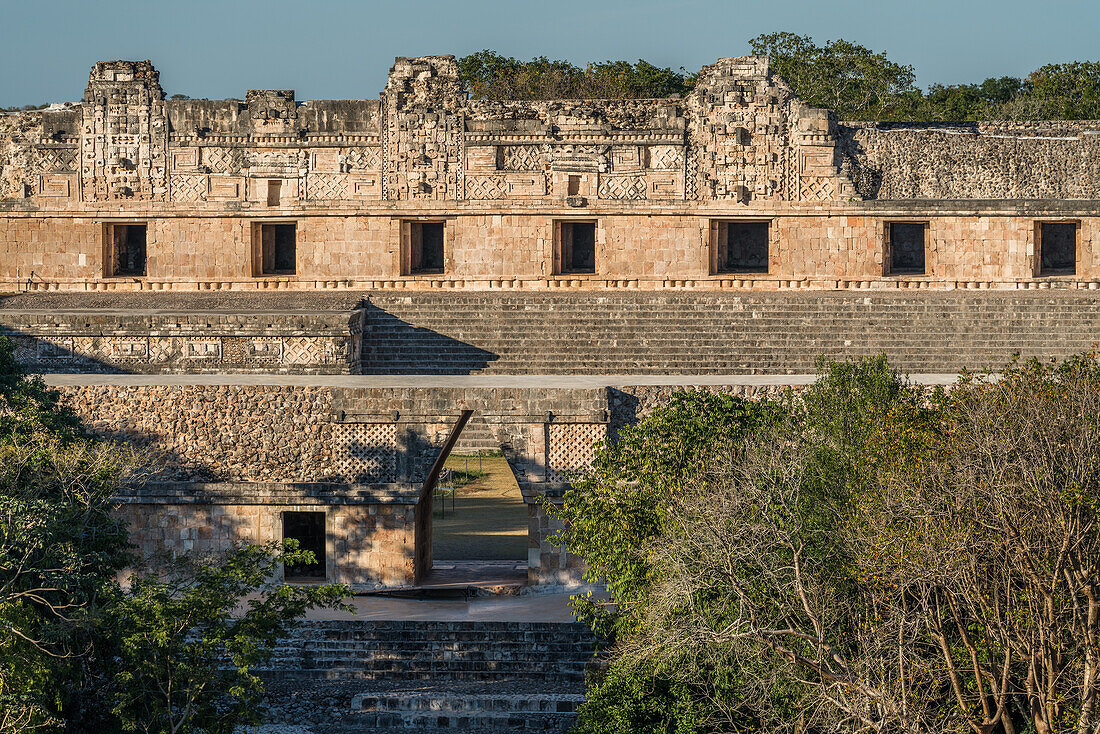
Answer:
[410, 221, 445, 274]
[111, 224, 147, 276]
[260, 223, 296, 275]
[889, 222, 927, 274]
[282, 511, 326, 579]
[1039, 222, 1077, 275]
[560, 221, 596, 274]
[716, 221, 769, 273]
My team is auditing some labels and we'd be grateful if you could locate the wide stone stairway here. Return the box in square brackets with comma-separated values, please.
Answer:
[360, 291, 1100, 375]
[254, 620, 599, 733]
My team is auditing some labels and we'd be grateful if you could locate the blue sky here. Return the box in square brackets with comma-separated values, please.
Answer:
[1, 0, 1097, 106]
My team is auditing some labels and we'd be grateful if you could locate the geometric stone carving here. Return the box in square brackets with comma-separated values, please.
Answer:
[464, 173, 546, 199]
[332, 422, 398, 483]
[598, 174, 647, 201]
[500, 145, 543, 171]
[306, 173, 350, 200]
[39, 176, 73, 198]
[184, 339, 222, 359]
[247, 90, 298, 135]
[343, 147, 381, 172]
[799, 176, 834, 202]
[36, 337, 75, 361]
[382, 56, 463, 201]
[283, 337, 339, 365]
[35, 147, 78, 172]
[546, 422, 605, 482]
[201, 147, 242, 174]
[170, 174, 207, 201]
[106, 338, 149, 360]
[80, 60, 168, 202]
[648, 145, 684, 170]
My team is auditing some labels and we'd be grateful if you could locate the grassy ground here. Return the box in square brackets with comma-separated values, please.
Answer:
[432, 454, 528, 561]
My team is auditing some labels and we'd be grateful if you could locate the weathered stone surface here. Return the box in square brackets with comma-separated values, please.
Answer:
[5, 56, 1096, 293]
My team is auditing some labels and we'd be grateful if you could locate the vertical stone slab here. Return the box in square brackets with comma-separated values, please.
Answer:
[81, 60, 168, 202]
[382, 56, 463, 201]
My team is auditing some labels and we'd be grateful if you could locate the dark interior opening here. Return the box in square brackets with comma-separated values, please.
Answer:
[1040, 222, 1077, 275]
[411, 221, 445, 274]
[889, 222, 927, 274]
[260, 223, 296, 275]
[266, 179, 282, 207]
[717, 221, 769, 273]
[111, 224, 147, 276]
[561, 221, 596, 274]
[283, 511, 326, 579]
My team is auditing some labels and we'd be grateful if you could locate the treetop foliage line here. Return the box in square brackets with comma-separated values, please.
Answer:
[7, 34, 1098, 120]
[559, 354, 1100, 734]
[458, 33, 1100, 121]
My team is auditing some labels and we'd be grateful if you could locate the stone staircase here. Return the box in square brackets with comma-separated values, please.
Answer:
[451, 415, 502, 455]
[255, 620, 598, 733]
[359, 291, 1100, 375]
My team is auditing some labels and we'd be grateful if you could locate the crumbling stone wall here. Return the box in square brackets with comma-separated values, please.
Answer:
[840, 121, 1100, 201]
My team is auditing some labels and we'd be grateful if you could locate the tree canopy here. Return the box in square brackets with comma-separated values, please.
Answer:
[458, 50, 695, 100]
[559, 354, 1100, 734]
[459, 37, 1100, 120]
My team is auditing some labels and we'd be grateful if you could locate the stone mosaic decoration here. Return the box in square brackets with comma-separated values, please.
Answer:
[332, 422, 398, 483]
[546, 422, 605, 483]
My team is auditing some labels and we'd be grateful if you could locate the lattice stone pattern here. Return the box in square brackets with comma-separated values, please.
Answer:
[331, 423, 398, 483]
[546, 423, 606, 483]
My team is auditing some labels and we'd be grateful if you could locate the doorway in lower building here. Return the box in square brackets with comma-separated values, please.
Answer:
[282, 511, 326, 580]
[429, 416, 528, 586]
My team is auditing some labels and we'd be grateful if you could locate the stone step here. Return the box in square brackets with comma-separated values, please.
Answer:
[258, 621, 598, 687]
[353, 711, 575, 731]
[353, 692, 584, 715]
[265, 669, 589, 684]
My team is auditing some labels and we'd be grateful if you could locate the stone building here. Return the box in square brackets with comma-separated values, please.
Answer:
[3, 56, 1100, 588]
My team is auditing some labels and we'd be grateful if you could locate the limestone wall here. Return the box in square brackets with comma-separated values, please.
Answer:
[116, 497, 417, 587]
[1, 307, 360, 374]
[5, 211, 1100, 290]
[19, 55, 1085, 292]
[52, 381, 608, 587]
[841, 121, 1100, 201]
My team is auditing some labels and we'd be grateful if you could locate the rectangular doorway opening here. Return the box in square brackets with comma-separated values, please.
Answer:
[258, 223, 297, 275]
[714, 221, 769, 273]
[109, 223, 147, 277]
[408, 221, 445, 274]
[1039, 222, 1077, 275]
[282, 511, 326, 580]
[558, 221, 596, 274]
[888, 222, 927, 275]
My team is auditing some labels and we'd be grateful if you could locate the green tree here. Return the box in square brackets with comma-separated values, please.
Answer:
[458, 50, 694, 100]
[554, 390, 784, 642]
[109, 542, 349, 734]
[749, 32, 917, 120]
[579, 354, 1100, 733]
[555, 391, 786, 733]
[1021, 61, 1100, 119]
[0, 336, 137, 731]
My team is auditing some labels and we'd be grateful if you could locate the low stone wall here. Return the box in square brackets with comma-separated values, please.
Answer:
[1, 306, 361, 374]
[116, 486, 417, 588]
[53, 380, 609, 588]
